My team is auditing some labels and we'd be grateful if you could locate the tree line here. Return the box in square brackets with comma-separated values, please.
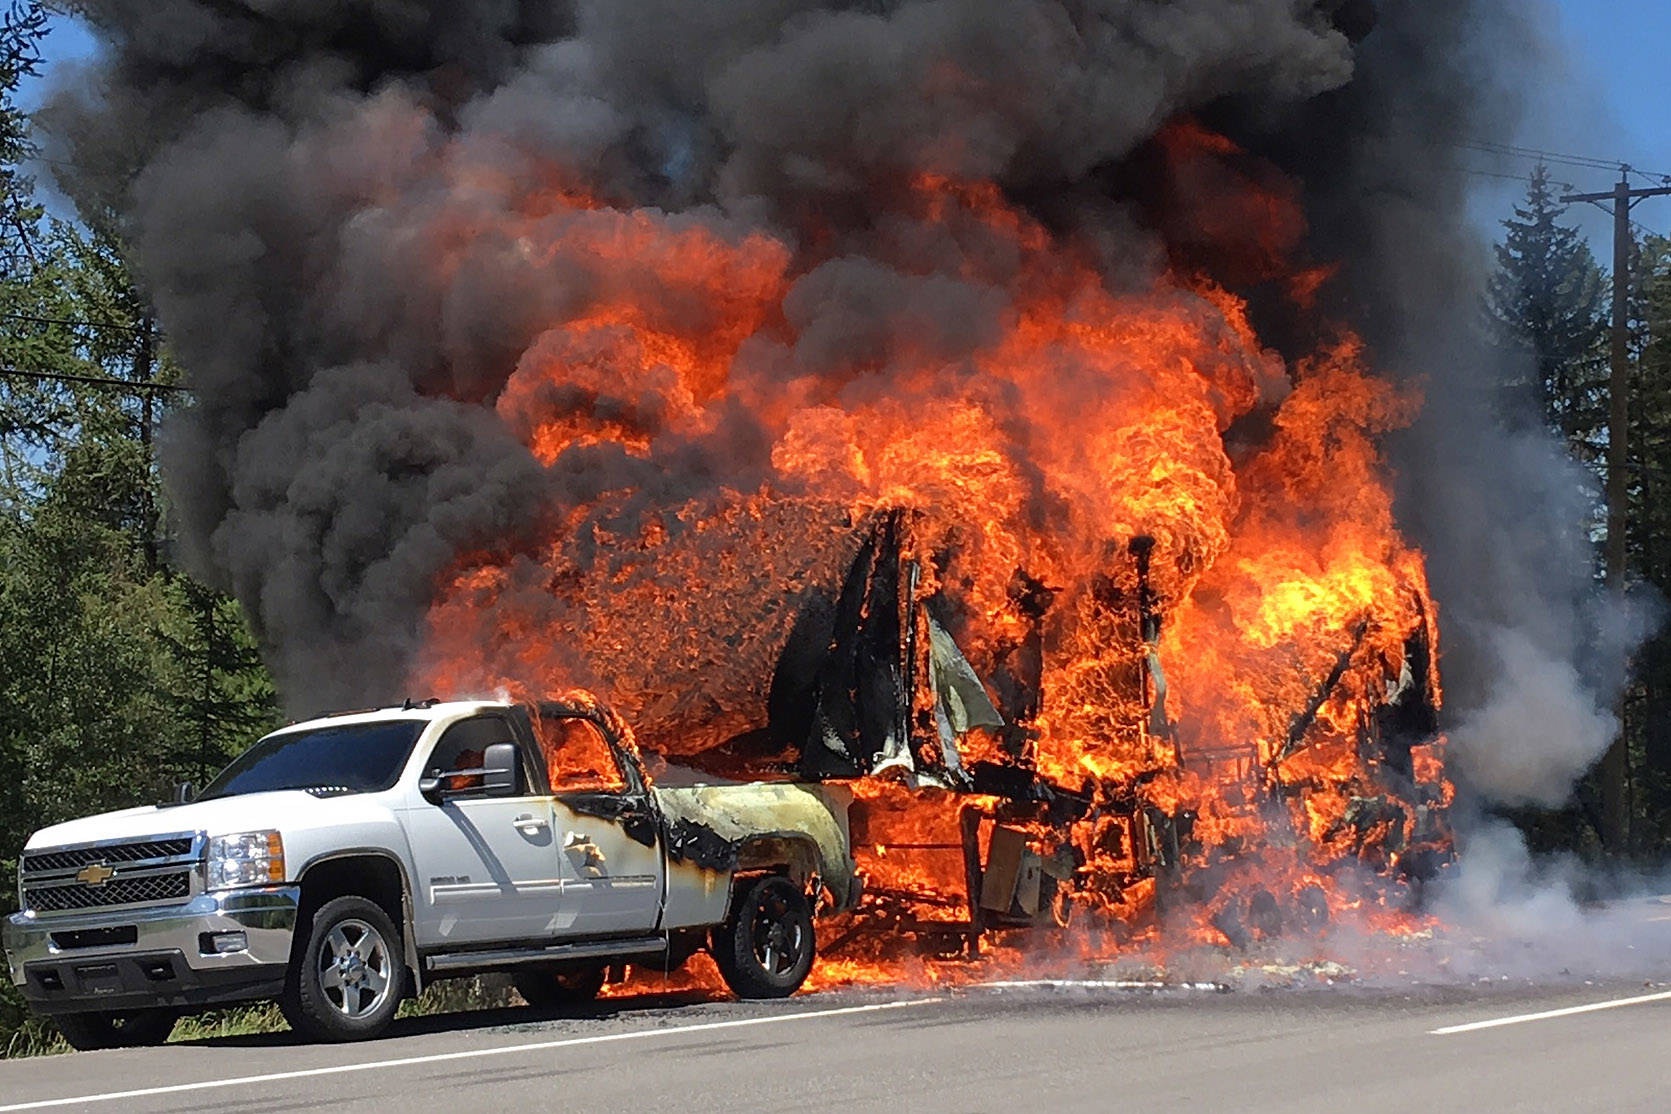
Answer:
[0, 5, 275, 1052]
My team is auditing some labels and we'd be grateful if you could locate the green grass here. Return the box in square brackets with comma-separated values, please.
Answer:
[166, 1001, 289, 1044]
[2, 1014, 66, 1058]
[0, 976, 521, 1059]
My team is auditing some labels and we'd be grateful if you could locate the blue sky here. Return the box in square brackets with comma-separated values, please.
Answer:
[19, 3, 1670, 248]
[1499, 0, 1671, 246]
[1548, 0, 1668, 180]
[20, 11, 93, 105]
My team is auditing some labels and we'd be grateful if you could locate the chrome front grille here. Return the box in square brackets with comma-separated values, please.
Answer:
[19, 832, 202, 916]
[21, 838, 194, 873]
[24, 871, 192, 912]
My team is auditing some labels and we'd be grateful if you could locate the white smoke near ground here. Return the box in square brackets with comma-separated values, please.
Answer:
[1410, 415, 1657, 810]
[1422, 819, 1671, 982]
[1450, 627, 1630, 808]
[1080, 819, 1671, 989]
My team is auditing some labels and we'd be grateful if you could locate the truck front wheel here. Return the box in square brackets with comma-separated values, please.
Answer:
[281, 895, 405, 1042]
[712, 875, 815, 999]
[55, 1009, 177, 1051]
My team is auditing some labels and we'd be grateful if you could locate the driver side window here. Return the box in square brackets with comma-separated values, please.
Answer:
[531, 716, 627, 795]
[425, 716, 528, 797]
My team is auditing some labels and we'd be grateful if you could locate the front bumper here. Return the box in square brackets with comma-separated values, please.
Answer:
[3, 886, 299, 1015]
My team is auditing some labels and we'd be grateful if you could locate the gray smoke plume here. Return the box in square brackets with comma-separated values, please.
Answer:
[39, 0, 1643, 837]
[1221, 0, 1652, 811]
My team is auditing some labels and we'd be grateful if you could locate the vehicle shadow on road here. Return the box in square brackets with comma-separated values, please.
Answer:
[170, 989, 727, 1049]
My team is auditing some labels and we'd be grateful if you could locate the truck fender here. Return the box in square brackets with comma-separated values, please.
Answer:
[730, 832, 832, 915]
[294, 849, 424, 996]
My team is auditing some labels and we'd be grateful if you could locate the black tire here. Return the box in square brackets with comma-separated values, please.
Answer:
[55, 1009, 177, 1051]
[512, 964, 606, 1010]
[281, 895, 405, 1043]
[712, 875, 815, 999]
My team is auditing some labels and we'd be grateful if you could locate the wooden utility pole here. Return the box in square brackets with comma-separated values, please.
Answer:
[1562, 172, 1671, 853]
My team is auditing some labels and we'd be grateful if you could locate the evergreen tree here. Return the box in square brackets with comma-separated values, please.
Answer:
[1485, 163, 1611, 457]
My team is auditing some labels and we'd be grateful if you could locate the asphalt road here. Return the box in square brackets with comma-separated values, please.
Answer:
[0, 976, 1668, 1113]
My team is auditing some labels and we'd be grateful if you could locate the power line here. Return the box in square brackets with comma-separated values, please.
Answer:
[0, 368, 192, 394]
[1460, 140, 1622, 175]
[1461, 138, 1670, 179]
[1461, 139, 1620, 173]
[1459, 166, 1582, 193]
[26, 155, 87, 171]
[1458, 138, 1671, 189]
[1, 310, 148, 333]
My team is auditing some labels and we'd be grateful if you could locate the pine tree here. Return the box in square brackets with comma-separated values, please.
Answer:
[1485, 164, 1611, 457]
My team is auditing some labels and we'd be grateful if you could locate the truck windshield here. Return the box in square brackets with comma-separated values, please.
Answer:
[197, 720, 427, 801]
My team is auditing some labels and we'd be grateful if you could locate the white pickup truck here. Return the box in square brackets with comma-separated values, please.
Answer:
[2, 696, 858, 1049]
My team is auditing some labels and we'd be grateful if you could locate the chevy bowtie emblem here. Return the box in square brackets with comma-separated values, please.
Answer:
[75, 862, 115, 886]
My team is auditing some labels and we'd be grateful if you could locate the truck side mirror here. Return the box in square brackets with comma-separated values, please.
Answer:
[173, 782, 194, 805]
[482, 743, 518, 797]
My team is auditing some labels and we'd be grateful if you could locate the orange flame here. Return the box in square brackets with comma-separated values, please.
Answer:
[415, 123, 1451, 980]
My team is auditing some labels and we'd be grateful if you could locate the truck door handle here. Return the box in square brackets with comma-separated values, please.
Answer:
[513, 814, 549, 834]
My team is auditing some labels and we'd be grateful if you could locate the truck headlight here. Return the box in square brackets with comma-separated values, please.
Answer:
[206, 831, 285, 890]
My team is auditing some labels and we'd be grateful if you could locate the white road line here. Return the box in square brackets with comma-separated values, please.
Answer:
[1430, 989, 1671, 1035]
[0, 998, 941, 1112]
[977, 979, 1229, 992]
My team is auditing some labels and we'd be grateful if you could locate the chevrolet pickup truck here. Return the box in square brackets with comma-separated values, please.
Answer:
[2, 696, 858, 1049]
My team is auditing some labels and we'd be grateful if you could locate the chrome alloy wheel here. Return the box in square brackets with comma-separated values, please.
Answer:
[317, 918, 393, 1019]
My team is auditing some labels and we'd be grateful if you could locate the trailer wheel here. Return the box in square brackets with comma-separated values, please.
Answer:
[513, 965, 606, 1009]
[55, 1009, 177, 1051]
[281, 895, 404, 1042]
[712, 875, 815, 999]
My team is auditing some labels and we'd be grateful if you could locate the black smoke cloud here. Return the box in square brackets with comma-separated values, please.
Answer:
[41, 0, 1630, 817]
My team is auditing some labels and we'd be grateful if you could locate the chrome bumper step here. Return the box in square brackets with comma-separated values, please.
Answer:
[426, 934, 666, 973]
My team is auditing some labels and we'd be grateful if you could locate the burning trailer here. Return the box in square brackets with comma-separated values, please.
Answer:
[790, 508, 1448, 961]
[424, 486, 1451, 965]
[404, 175, 1460, 972]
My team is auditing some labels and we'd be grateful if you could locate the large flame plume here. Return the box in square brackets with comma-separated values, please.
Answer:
[415, 123, 1450, 972]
